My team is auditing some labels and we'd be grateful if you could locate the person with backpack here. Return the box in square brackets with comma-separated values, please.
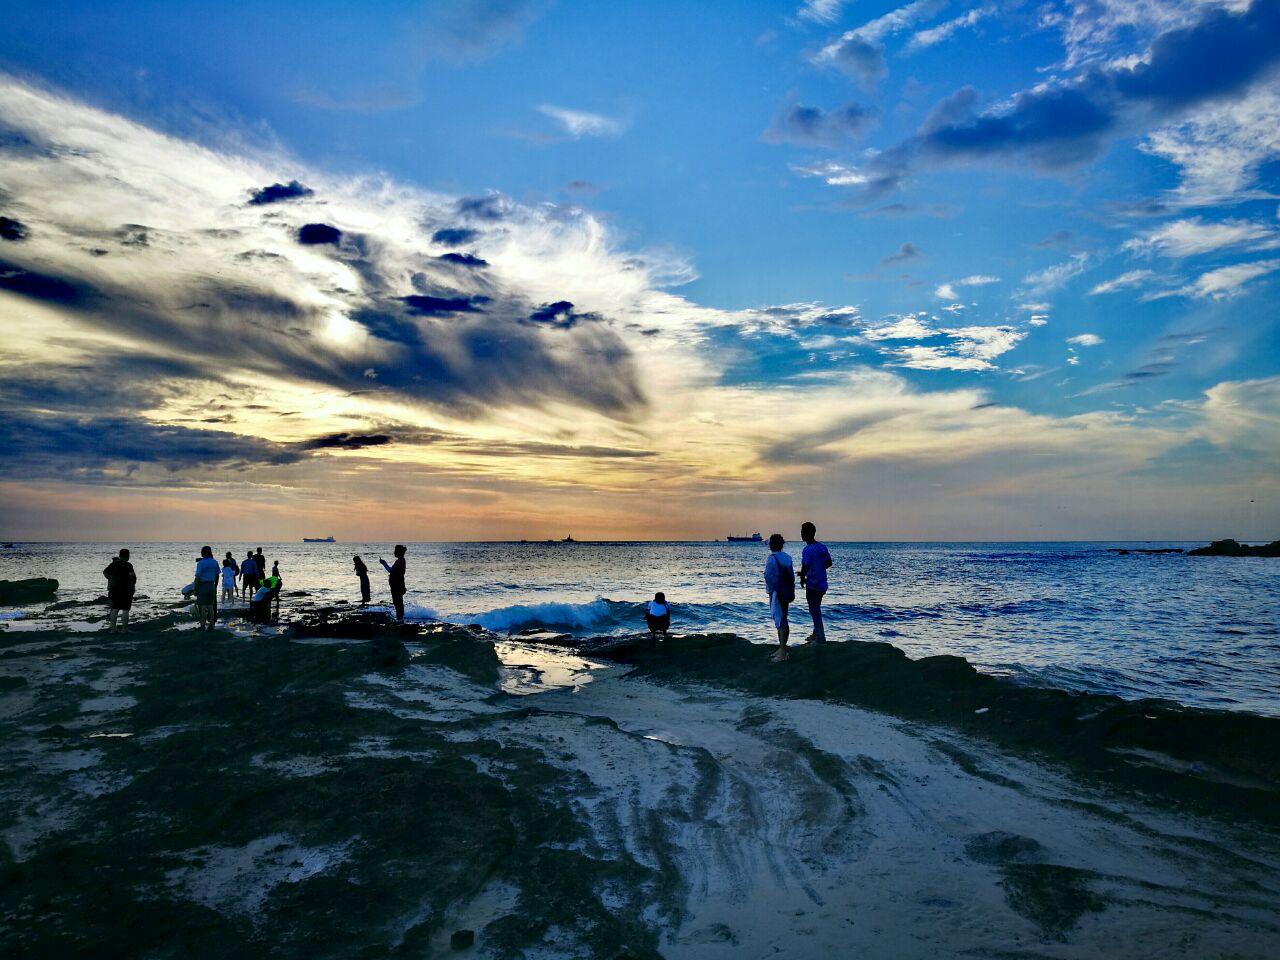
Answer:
[764, 533, 795, 662]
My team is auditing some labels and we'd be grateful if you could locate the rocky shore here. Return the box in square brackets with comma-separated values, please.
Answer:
[3, 603, 1279, 958]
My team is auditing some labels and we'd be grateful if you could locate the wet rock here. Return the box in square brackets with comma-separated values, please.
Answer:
[1188, 538, 1280, 557]
[0, 577, 58, 604]
[964, 831, 1045, 864]
[449, 929, 475, 950]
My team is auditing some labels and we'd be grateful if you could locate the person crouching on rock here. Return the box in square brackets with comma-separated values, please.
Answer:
[193, 546, 221, 631]
[645, 592, 671, 643]
[103, 548, 136, 634]
[764, 533, 795, 662]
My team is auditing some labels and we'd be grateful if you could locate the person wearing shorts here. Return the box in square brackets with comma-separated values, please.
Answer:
[240, 551, 259, 599]
[764, 533, 795, 662]
[103, 548, 136, 634]
[193, 545, 221, 631]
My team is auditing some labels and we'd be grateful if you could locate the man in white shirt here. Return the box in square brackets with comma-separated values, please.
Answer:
[799, 521, 834, 643]
[764, 533, 795, 662]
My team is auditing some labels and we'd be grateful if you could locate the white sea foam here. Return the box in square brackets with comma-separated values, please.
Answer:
[458, 597, 619, 633]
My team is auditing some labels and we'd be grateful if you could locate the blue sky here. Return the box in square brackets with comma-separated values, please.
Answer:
[0, 1, 1278, 539]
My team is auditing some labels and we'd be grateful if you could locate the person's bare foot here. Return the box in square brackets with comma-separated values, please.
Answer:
[770, 648, 789, 662]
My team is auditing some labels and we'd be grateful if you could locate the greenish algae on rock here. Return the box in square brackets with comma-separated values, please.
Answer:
[0, 619, 676, 960]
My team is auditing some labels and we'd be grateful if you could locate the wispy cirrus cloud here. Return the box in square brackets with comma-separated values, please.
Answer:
[536, 104, 629, 139]
[1122, 216, 1277, 257]
[907, 5, 995, 51]
[809, 0, 948, 87]
[1089, 268, 1155, 295]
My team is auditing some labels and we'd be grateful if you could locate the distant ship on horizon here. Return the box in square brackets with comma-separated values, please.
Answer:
[302, 536, 336, 543]
[726, 532, 763, 543]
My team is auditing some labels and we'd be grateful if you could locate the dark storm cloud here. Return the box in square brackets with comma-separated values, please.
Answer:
[432, 227, 480, 246]
[0, 411, 305, 480]
[762, 102, 878, 146]
[297, 222, 342, 244]
[0, 258, 93, 305]
[401, 293, 490, 315]
[854, 0, 1280, 196]
[526, 300, 603, 329]
[301, 432, 394, 450]
[454, 194, 513, 221]
[437, 252, 488, 267]
[0, 216, 26, 240]
[248, 180, 315, 205]
[1036, 230, 1074, 247]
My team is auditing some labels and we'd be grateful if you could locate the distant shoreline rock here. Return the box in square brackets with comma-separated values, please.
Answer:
[1187, 538, 1280, 557]
[0, 577, 58, 604]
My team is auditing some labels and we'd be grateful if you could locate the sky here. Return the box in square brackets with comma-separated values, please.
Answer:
[0, 0, 1277, 541]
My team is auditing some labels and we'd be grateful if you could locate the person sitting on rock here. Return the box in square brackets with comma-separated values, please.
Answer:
[250, 572, 283, 625]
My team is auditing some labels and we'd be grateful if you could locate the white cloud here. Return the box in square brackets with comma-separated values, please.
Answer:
[1089, 269, 1155, 295]
[790, 159, 869, 185]
[1067, 333, 1104, 347]
[797, 0, 848, 24]
[1122, 217, 1276, 257]
[907, 5, 995, 50]
[1019, 302, 1051, 312]
[1170, 259, 1280, 299]
[536, 104, 627, 139]
[1022, 253, 1088, 293]
[958, 274, 999, 286]
[934, 282, 958, 299]
[1141, 86, 1280, 207]
[863, 314, 936, 340]
[1028, 315, 1049, 326]
[887, 324, 1026, 371]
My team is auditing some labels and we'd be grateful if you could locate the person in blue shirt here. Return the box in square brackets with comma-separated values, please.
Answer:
[764, 533, 795, 662]
[799, 521, 834, 644]
[193, 545, 221, 631]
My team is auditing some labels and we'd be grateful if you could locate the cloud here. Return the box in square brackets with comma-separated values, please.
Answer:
[247, 180, 315, 206]
[907, 5, 995, 50]
[1121, 216, 1276, 257]
[886, 324, 1026, 371]
[862, 314, 935, 340]
[536, 104, 628, 139]
[881, 242, 922, 265]
[958, 274, 999, 285]
[934, 282, 957, 299]
[431, 227, 480, 247]
[797, 0, 849, 24]
[1036, 230, 1074, 247]
[790, 159, 869, 185]
[438, 252, 488, 267]
[809, 0, 947, 87]
[526, 300, 603, 329]
[1028, 315, 1049, 326]
[1022, 253, 1089, 293]
[763, 102, 878, 146]
[1163, 258, 1280, 299]
[1067, 333, 1104, 346]
[297, 222, 342, 245]
[1, 215, 28, 240]
[1140, 85, 1280, 206]
[853, 0, 1280, 195]
[416, 0, 548, 64]
[1089, 269, 1155, 294]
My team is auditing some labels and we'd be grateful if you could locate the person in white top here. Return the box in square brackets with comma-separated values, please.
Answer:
[763, 533, 795, 662]
[645, 592, 672, 641]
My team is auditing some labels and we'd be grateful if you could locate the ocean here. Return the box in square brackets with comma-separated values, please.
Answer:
[2, 540, 1277, 716]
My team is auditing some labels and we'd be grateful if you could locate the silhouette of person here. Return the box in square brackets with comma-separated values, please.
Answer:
[103, 548, 136, 634]
[240, 550, 258, 600]
[353, 556, 371, 604]
[764, 533, 795, 661]
[254, 547, 267, 585]
[645, 591, 671, 641]
[193, 545, 220, 631]
[799, 521, 833, 644]
[221, 552, 239, 604]
[380, 545, 407, 621]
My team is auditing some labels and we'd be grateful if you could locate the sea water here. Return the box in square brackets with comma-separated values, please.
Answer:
[2, 540, 1277, 716]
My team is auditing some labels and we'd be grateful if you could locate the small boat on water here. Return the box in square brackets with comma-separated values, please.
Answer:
[726, 532, 763, 543]
[302, 536, 336, 543]
[561, 535, 577, 543]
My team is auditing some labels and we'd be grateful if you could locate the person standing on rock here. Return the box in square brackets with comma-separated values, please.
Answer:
[102, 548, 136, 634]
[193, 546, 221, 631]
[380, 544, 407, 622]
[798, 521, 833, 644]
[239, 550, 258, 600]
[220, 552, 239, 604]
[353, 555, 371, 605]
[764, 533, 795, 662]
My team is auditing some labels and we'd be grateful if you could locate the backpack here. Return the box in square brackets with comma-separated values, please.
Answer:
[771, 555, 795, 604]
